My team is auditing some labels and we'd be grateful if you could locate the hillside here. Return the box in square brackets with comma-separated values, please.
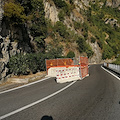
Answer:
[0, 0, 120, 81]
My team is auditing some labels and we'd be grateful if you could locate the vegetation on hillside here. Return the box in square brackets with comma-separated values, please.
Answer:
[113, 56, 120, 65]
[4, 0, 47, 52]
[3, 0, 120, 75]
[86, 2, 120, 59]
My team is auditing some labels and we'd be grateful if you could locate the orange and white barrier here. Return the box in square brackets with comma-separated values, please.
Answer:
[80, 65, 89, 78]
[46, 56, 89, 83]
[56, 67, 81, 83]
[48, 67, 66, 77]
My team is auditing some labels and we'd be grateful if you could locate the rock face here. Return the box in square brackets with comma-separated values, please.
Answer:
[0, 0, 3, 32]
[0, 37, 18, 82]
[105, 18, 120, 27]
[43, 0, 59, 23]
[89, 41, 102, 64]
[0, 1, 32, 82]
[0, 35, 32, 82]
[106, 0, 120, 8]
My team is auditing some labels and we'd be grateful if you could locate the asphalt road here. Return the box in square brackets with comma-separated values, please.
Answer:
[0, 64, 120, 120]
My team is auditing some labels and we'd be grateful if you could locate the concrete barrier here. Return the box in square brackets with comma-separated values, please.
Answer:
[56, 67, 81, 83]
[47, 67, 66, 77]
[104, 63, 120, 74]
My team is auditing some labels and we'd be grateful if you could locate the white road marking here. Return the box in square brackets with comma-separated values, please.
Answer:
[101, 66, 120, 80]
[0, 77, 51, 95]
[0, 81, 76, 120]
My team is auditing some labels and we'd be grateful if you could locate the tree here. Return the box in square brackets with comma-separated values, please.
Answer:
[77, 37, 86, 53]
[102, 45, 114, 59]
[58, 10, 65, 21]
[4, 2, 26, 24]
[67, 51, 75, 58]
[55, 21, 68, 38]
[53, 0, 67, 8]
[34, 36, 45, 52]
[91, 37, 96, 43]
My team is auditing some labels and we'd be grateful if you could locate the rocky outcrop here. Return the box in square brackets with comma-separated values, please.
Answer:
[43, 0, 59, 23]
[105, 18, 120, 27]
[0, 35, 32, 82]
[106, 0, 120, 8]
[89, 41, 102, 64]
[0, 0, 3, 32]
[0, 0, 32, 82]
[0, 36, 18, 82]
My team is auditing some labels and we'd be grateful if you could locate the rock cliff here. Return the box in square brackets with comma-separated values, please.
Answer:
[0, 1, 32, 82]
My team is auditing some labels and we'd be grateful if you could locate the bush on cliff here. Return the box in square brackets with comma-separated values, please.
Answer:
[8, 48, 63, 75]
[8, 53, 47, 75]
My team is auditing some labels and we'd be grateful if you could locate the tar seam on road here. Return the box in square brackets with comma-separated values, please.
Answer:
[101, 66, 120, 81]
[0, 77, 51, 95]
[0, 81, 76, 120]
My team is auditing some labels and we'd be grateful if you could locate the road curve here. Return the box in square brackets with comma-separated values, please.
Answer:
[1, 64, 120, 120]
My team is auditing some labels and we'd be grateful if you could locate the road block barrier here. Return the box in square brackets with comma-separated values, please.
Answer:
[46, 57, 89, 83]
[80, 56, 88, 66]
[48, 67, 66, 77]
[80, 65, 89, 78]
[56, 67, 81, 83]
[79, 56, 89, 78]
[46, 58, 74, 72]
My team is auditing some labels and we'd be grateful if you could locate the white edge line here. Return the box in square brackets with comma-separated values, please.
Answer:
[0, 77, 51, 95]
[101, 66, 120, 80]
[0, 81, 76, 120]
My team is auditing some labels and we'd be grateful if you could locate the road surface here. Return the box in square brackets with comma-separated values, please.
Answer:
[0, 64, 120, 120]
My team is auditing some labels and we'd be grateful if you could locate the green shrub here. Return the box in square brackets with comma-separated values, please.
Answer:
[29, 0, 47, 37]
[8, 53, 45, 75]
[97, 40, 103, 49]
[4, 2, 26, 24]
[58, 10, 65, 21]
[46, 44, 63, 59]
[8, 46, 64, 75]
[77, 37, 86, 53]
[73, 21, 81, 30]
[112, 56, 120, 65]
[55, 21, 68, 38]
[91, 37, 96, 43]
[77, 37, 94, 58]
[70, 0, 73, 4]
[67, 51, 75, 58]
[102, 45, 114, 60]
[34, 36, 45, 52]
[8, 54, 29, 75]
[62, 3, 71, 16]
[53, 0, 67, 8]
[30, 11, 47, 37]
[85, 44, 94, 58]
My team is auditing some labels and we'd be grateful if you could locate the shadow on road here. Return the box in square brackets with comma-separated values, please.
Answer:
[41, 115, 53, 120]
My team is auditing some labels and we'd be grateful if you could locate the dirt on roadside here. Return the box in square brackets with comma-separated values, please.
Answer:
[0, 71, 47, 92]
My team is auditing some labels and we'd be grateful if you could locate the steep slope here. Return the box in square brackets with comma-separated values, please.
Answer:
[0, 0, 120, 81]
[43, 0, 120, 62]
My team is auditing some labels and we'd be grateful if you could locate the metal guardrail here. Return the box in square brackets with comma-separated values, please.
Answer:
[104, 63, 120, 74]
